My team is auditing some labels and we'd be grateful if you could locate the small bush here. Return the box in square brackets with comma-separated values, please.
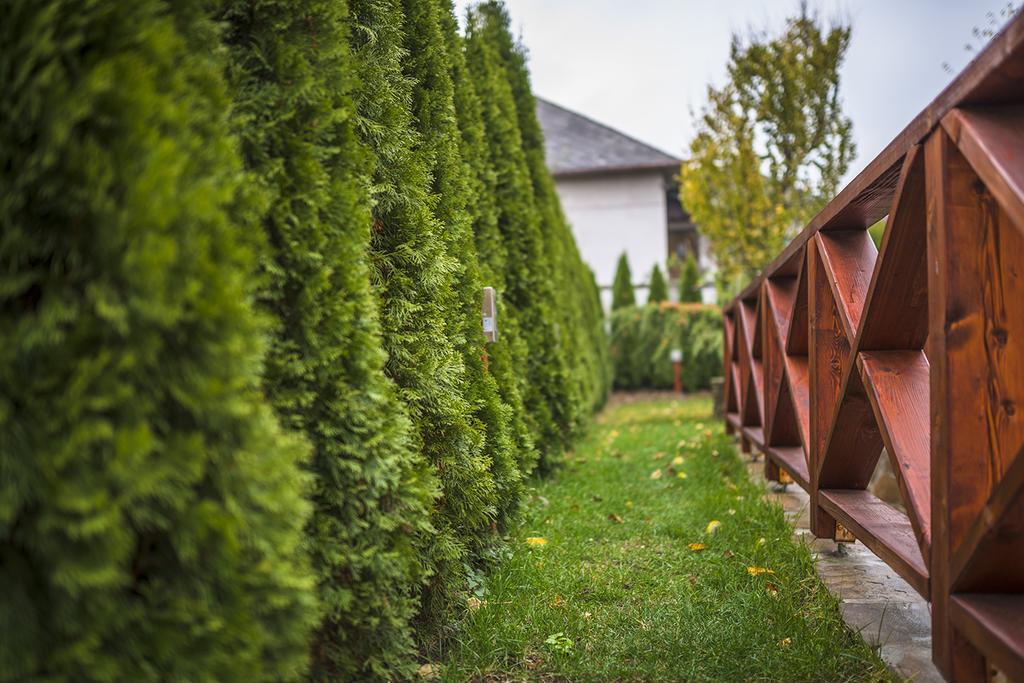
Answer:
[610, 304, 723, 391]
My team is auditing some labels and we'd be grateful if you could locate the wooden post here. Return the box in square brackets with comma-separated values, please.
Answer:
[671, 348, 683, 394]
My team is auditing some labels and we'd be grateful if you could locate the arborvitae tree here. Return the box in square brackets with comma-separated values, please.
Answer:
[466, 3, 583, 465]
[680, 254, 703, 303]
[0, 1, 316, 679]
[476, 0, 589, 436]
[217, 0, 435, 678]
[441, 0, 537, 482]
[346, 0, 498, 625]
[612, 252, 636, 310]
[648, 263, 669, 303]
[403, 0, 524, 540]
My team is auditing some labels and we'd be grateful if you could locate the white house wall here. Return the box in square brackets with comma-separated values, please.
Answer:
[553, 171, 668, 309]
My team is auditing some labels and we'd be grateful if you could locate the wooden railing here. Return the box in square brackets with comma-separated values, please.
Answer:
[722, 11, 1024, 682]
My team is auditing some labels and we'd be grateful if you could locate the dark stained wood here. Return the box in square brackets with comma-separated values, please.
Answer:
[783, 355, 811, 457]
[949, 595, 1024, 683]
[725, 15, 1024, 679]
[857, 147, 930, 351]
[750, 291, 763, 360]
[808, 240, 843, 537]
[764, 278, 796, 444]
[814, 230, 877, 340]
[767, 446, 810, 490]
[785, 248, 809, 355]
[928, 135, 1024, 555]
[769, 375, 802, 450]
[728, 364, 741, 414]
[859, 351, 932, 554]
[819, 489, 930, 597]
[925, 129, 987, 683]
[943, 106, 1024, 234]
[952, 443, 1024, 592]
[817, 368, 884, 491]
[742, 426, 765, 451]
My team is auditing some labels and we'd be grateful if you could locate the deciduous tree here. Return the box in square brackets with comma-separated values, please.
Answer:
[681, 6, 854, 294]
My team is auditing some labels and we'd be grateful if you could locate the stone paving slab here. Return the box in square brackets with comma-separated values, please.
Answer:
[745, 459, 943, 683]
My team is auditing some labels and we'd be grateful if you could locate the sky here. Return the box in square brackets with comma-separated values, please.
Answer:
[453, 0, 1019, 183]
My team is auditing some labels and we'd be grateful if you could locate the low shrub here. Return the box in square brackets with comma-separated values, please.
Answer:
[610, 303, 723, 391]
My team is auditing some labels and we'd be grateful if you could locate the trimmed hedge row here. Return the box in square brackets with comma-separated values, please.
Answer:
[0, 0, 609, 680]
[611, 304, 724, 392]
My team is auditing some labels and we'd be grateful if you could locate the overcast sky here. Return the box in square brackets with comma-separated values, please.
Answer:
[453, 0, 1019, 183]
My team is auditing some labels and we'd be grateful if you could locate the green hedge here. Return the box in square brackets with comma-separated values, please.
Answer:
[0, 2, 315, 679]
[611, 304, 723, 391]
[1, 0, 610, 680]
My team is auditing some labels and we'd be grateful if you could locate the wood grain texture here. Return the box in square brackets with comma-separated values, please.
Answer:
[859, 351, 932, 555]
[814, 230, 877, 340]
[767, 445, 810, 490]
[819, 489, 930, 597]
[783, 355, 811, 458]
[817, 368, 884, 490]
[943, 106, 1024, 235]
[723, 15, 1024, 678]
[786, 249, 809, 356]
[952, 443, 1024, 592]
[949, 595, 1024, 683]
[857, 147, 930, 351]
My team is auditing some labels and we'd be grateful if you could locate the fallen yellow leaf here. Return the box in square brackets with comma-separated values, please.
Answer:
[649, 469, 662, 480]
[705, 520, 722, 535]
[676, 471, 688, 480]
[417, 663, 440, 680]
[526, 537, 548, 547]
[688, 543, 706, 551]
[779, 637, 792, 648]
[747, 566, 775, 576]
[466, 596, 482, 611]
[625, 500, 634, 509]
[652, 451, 666, 460]
[672, 456, 684, 466]
[608, 513, 624, 524]
[549, 594, 565, 608]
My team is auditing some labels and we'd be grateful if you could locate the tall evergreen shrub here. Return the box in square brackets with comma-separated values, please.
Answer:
[464, 8, 559, 462]
[217, 0, 435, 678]
[648, 264, 669, 303]
[477, 0, 603, 432]
[612, 252, 636, 310]
[346, 0, 499, 624]
[403, 0, 528, 532]
[0, 2, 315, 679]
[610, 304, 723, 390]
[441, 0, 537, 482]
[680, 254, 702, 303]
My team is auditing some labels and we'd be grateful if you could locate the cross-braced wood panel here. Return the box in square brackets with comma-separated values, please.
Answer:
[721, 10, 1024, 681]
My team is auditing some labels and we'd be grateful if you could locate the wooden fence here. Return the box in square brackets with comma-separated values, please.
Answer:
[722, 11, 1024, 682]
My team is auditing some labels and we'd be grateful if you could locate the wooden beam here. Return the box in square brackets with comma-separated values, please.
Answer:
[819, 489, 930, 598]
[942, 106, 1024, 235]
[814, 230, 877, 340]
[856, 146, 929, 352]
[950, 595, 1024, 683]
[952, 443, 1024, 593]
[859, 351, 932, 556]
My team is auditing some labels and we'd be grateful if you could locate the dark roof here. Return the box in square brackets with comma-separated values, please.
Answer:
[536, 97, 681, 178]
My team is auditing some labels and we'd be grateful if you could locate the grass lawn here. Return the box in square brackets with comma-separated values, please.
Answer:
[435, 394, 894, 682]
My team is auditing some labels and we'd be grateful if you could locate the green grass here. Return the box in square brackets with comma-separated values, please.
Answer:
[435, 395, 894, 682]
